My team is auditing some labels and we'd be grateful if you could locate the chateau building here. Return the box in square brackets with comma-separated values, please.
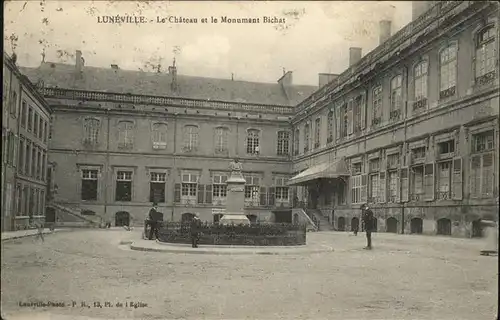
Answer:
[11, 1, 500, 236]
[2, 53, 51, 231]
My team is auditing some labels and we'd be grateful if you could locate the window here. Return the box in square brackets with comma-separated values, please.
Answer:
[314, 118, 321, 148]
[353, 97, 362, 132]
[277, 131, 290, 155]
[31, 144, 36, 178]
[115, 171, 132, 201]
[303, 124, 310, 152]
[351, 175, 362, 204]
[342, 104, 348, 137]
[475, 26, 496, 83]
[152, 123, 167, 149]
[25, 141, 31, 176]
[390, 75, 402, 119]
[368, 158, 380, 202]
[437, 161, 452, 200]
[411, 147, 426, 162]
[21, 100, 27, 127]
[41, 151, 46, 181]
[388, 170, 398, 202]
[438, 140, 454, 156]
[36, 148, 41, 180]
[472, 130, 494, 153]
[18, 138, 25, 173]
[244, 175, 260, 203]
[22, 186, 29, 216]
[10, 91, 17, 116]
[470, 130, 495, 198]
[39, 120, 44, 140]
[387, 153, 400, 169]
[181, 172, 198, 197]
[327, 111, 334, 142]
[214, 127, 228, 153]
[410, 165, 424, 201]
[246, 129, 260, 154]
[15, 183, 22, 216]
[212, 173, 228, 200]
[414, 60, 428, 109]
[27, 107, 33, 132]
[84, 118, 100, 145]
[149, 172, 166, 203]
[352, 163, 362, 175]
[372, 86, 382, 124]
[81, 169, 98, 201]
[274, 177, 289, 201]
[34, 113, 39, 137]
[118, 121, 134, 148]
[439, 44, 457, 98]
[294, 129, 299, 155]
[43, 122, 48, 143]
[183, 125, 199, 151]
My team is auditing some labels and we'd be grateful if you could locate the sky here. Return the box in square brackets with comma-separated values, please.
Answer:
[3, 1, 413, 86]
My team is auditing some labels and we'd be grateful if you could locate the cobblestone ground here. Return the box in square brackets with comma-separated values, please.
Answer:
[1, 229, 498, 320]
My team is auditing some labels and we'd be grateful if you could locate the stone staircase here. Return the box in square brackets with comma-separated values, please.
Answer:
[305, 209, 333, 231]
[48, 200, 104, 228]
[291, 208, 318, 232]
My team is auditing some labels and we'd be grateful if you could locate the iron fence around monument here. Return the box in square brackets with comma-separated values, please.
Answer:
[156, 222, 307, 246]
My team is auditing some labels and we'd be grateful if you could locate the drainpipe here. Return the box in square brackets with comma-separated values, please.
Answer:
[104, 110, 110, 222]
[401, 65, 409, 234]
[171, 114, 177, 221]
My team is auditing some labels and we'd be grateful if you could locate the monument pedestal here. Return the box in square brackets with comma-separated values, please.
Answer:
[219, 172, 250, 226]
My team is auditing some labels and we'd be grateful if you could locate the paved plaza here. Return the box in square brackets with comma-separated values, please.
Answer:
[1, 229, 498, 320]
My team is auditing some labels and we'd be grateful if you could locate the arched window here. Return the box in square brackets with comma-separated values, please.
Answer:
[414, 60, 428, 109]
[214, 126, 228, 153]
[372, 86, 383, 124]
[390, 75, 402, 119]
[439, 44, 457, 98]
[327, 111, 334, 143]
[314, 118, 321, 148]
[294, 128, 300, 155]
[475, 25, 496, 83]
[117, 121, 134, 148]
[303, 123, 310, 152]
[184, 125, 199, 151]
[152, 123, 167, 148]
[246, 129, 260, 154]
[83, 118, 100, 144]
[277, 131, 290, 155]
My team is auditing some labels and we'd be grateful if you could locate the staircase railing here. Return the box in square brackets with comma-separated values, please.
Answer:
[293, 208, 318, 231]
[48, 199, 105, 226]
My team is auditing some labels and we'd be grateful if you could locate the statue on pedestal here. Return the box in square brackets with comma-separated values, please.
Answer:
[229, 158, 244, 180]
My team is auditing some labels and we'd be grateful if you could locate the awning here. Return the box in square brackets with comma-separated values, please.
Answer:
[287, 159, 350, 186]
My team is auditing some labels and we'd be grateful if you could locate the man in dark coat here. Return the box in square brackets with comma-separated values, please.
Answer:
[361, 204, 375, 250]
[190, 213, 202, 248]
[148, 203, 160, 240]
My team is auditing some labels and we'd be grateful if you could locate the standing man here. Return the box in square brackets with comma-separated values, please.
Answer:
[361, 203, 375, 250]
[190, 213, 202, 248]
[148, 202, 159, 240]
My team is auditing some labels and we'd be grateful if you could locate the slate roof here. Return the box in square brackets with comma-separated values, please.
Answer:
[20, 62, 317, 106]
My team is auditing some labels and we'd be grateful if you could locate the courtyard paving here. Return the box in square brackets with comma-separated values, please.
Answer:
[1, 229, 497, 320]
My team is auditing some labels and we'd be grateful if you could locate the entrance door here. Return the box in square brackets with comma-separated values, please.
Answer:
[337, 217, 345, 231]
[351, 217, 359, 231]
[472, 219, 482, 238]
[437, 218, 451, 235]
[115, 211, 130, 227]
[45, 207, 56, 223]
[410, 218, 423, 234]
[386, 217, 398, 233]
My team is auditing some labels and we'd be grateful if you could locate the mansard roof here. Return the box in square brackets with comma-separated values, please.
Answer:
[20, 62, 317, 107]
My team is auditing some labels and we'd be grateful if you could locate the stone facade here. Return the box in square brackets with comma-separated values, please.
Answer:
[291, 1, 500, 237]
[12, 1, 500, 237]
[2, 54, 51, 231]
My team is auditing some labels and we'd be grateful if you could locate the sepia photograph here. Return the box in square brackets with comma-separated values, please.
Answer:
[1, 1, 499, 319]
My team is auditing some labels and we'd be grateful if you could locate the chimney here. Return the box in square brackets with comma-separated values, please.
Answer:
[168, 58, 177, 91]
[349, 47, 362, 67]
[318, 73, 339, 88]
[379, 20, 392, 45]
[278, 71, 293, 87]
[75, 50, 84, 78]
